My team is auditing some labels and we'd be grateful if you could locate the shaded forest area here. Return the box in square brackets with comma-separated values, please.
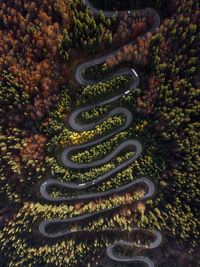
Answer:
[91, 0, 177, 15]
[0, 0, 200, 266]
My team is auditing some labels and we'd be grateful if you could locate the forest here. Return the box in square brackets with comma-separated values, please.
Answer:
[0, 0, 200, 266]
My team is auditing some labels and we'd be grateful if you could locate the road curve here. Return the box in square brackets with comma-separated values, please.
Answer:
[75, 4, 160, 87]
[40, 176, 154, 202]
[39, 1, 161, 266]
[39, 182, 155, 238]
[107, 230, 162, 267]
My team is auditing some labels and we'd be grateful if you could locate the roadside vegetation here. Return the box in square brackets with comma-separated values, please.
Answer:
[0, 0, 199, 266]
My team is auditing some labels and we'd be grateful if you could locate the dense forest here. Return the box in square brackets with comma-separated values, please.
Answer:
[91, 0, 175, 13]
[0, 0, 200, 266]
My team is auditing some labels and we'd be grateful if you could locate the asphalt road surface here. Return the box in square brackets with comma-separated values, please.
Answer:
[39, 1, 161, 266]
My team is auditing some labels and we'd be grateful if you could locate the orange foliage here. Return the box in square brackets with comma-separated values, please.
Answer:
[20, 134, 47, 166]
[0, 0, 73, 120]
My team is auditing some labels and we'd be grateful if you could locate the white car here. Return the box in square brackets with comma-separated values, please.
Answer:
[128, 11, 131, 15]
[79, 183, 85, 187]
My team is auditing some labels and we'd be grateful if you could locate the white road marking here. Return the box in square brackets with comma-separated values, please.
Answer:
[132, 69, 138, 77]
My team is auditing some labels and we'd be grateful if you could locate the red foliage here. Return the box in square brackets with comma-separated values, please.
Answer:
[20, 134, 47, 166]
[137, 75, 160, 115]
[112, 12, 149, 48]
[0, 0, 72, 120]
[106, 31, 152, 68]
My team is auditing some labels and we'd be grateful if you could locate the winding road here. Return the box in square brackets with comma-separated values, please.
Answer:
[39, 1, 162, 266]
